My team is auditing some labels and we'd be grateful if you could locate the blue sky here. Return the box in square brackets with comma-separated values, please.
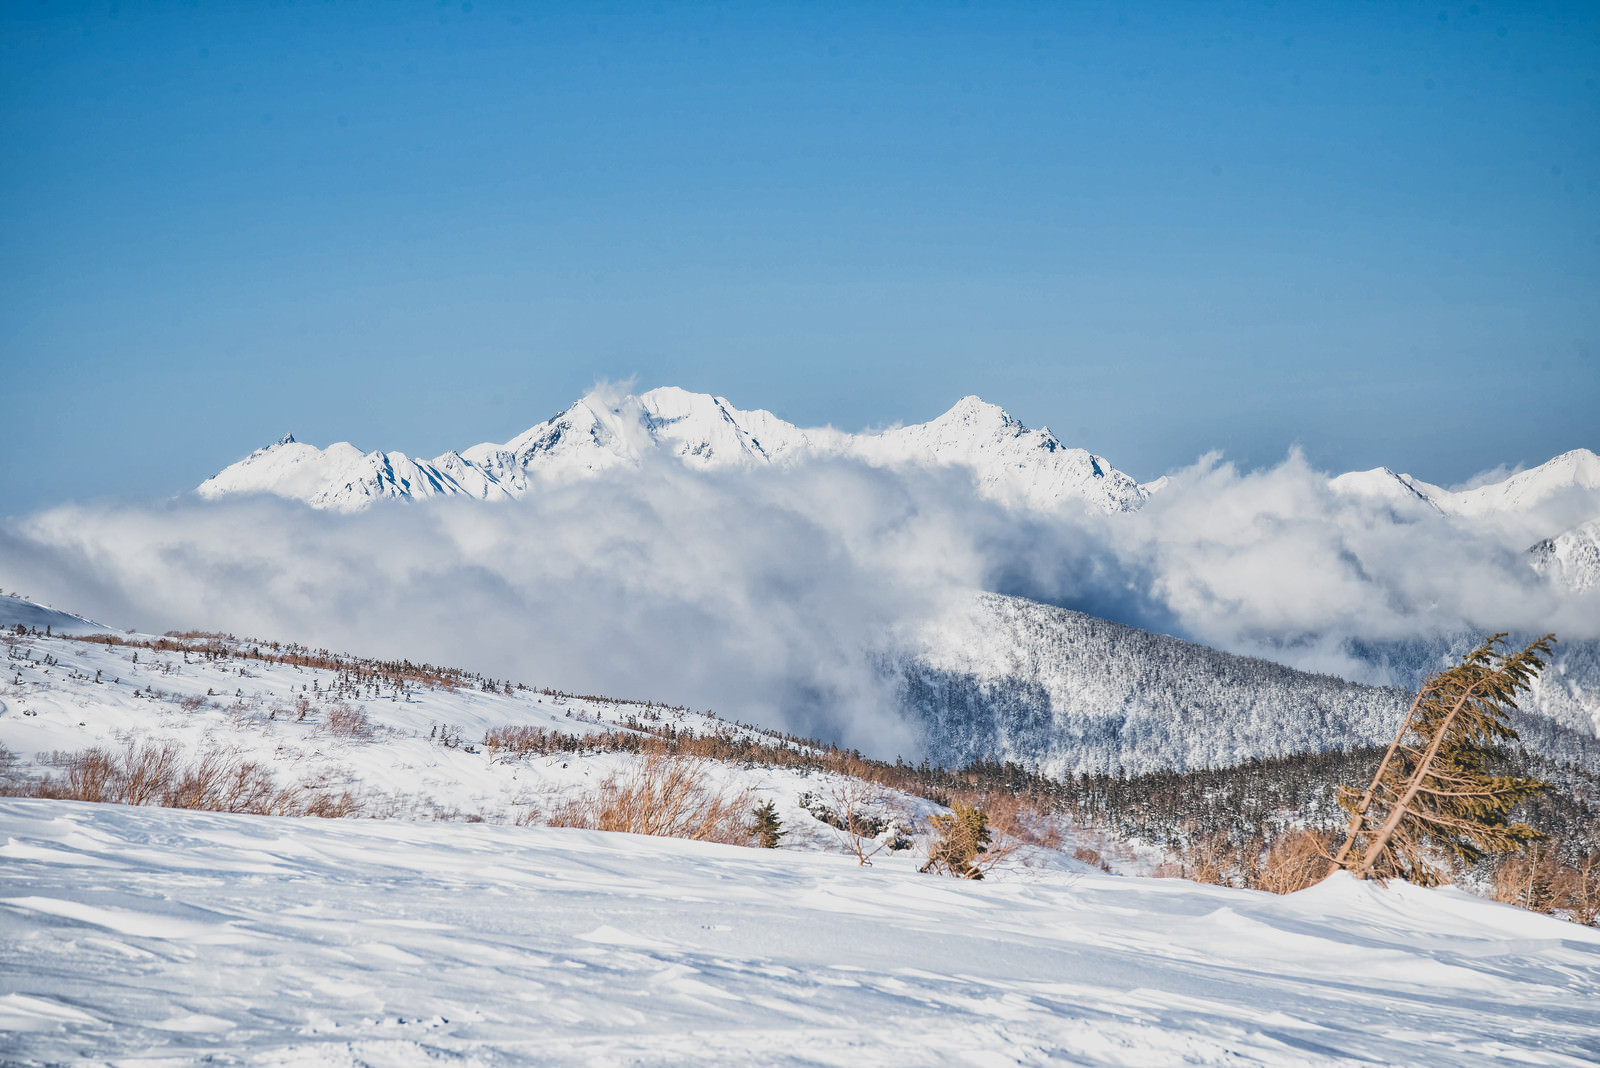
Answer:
[3, 0, 1596, 510]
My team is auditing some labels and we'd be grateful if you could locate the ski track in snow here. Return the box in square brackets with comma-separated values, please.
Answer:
[3, 799, 1600, 1067]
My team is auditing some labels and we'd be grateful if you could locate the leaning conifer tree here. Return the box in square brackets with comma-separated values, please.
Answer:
[1332, 633, 1554, 885]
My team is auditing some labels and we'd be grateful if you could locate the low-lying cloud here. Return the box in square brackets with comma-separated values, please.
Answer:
[3, 449, 1594, 753]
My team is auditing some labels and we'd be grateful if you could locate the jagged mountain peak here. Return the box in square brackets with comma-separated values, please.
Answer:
[931, 394, 1017, 426]
[198, 387, 1148, 514]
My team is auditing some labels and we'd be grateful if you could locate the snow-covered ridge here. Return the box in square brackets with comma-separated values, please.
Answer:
[197, 387, 1152, 514]
[0, 593, 110, 637]
[200, 387, 1595, 531]
[1330, 448, 1600, 520]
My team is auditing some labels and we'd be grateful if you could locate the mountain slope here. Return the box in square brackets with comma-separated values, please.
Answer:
[0, 594, 110, 636]
[199, 387, 1152, 515]
[1531, 517, 1600, 593]
[898, 594, 1412, 776]
[895, 593, 1600, 777]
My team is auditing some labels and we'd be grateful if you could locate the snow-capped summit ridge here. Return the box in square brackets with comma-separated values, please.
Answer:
[200, 388, 1152, 514]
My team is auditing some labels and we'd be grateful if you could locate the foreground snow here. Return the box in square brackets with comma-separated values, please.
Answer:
[3, 800, 1599, 1066]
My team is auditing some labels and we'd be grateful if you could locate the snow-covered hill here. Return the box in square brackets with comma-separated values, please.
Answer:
[0, 593, 110, 637]
[198, 387, 1152, 514]
[4, 799, 1598, 1066]
[0, 619, 931, 851]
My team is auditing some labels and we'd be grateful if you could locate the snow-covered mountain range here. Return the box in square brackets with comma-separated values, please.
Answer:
[198, 387, 1151, 515]
[197, 386, 1599, 584]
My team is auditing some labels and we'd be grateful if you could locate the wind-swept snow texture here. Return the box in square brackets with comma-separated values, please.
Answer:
[198, 386, 1152, 515]
[3, 800, 1599, 1067]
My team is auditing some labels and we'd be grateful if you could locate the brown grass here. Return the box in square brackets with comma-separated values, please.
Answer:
[6, 741, 361, 818]
[546, 752, 753, 845]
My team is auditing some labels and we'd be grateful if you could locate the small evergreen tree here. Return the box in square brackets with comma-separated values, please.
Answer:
[922, 802, 992, 879]
[753, 800, 784, 848]
[1333, 633, 1554, 885]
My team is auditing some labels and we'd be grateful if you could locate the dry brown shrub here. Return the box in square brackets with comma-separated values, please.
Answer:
[484, 725, 547, 755]
[119, 742, 182, 805]
[323, 705, 372, 740]
[12, 741, 362, 820]
[162, 749, 230, 810]
[1559, 852, 1600, 926]
[1074, 846, 1111, 872]
[163, 753, 299, 814]
[303, 789, 363, 818]
[1179, 832, 1243, 886]
[1257, 828, 1334, 894]
[824, 778, 899, 866]
[978, 791, 1061, 851]
[547, 752, 753, 845]
[178, 694, 207, 712]
[62, 747, 119, 803]
[1490, 845, 1560, 913]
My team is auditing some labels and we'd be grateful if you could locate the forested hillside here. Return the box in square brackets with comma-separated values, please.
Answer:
[898, 594, 1410, 776]
[897, 593, 1600, 777]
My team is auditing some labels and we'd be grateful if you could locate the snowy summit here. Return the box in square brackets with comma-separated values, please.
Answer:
[196, 387, 1153, 515]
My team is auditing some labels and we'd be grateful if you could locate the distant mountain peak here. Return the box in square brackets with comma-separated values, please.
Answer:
[198, 387, 1151, 515]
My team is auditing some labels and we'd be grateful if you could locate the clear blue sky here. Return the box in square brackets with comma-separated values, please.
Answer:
[3, 0, 1596, 510]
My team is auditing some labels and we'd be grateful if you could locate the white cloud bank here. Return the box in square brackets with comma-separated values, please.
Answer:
[3, 449, 1594, 753]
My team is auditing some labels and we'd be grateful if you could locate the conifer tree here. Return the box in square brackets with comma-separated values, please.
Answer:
[922, 802, 993, 879]
[753, 800, 784, 848]
[1333, 633, 1554, 885]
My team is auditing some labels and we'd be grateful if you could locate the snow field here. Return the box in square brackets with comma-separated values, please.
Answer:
[3, 799, 1600, 1066]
